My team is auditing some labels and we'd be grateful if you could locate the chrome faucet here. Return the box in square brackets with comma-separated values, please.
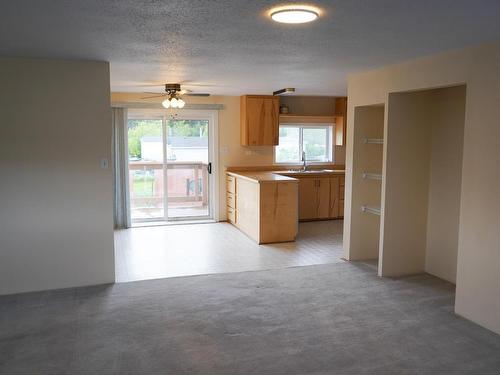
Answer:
[301, 151, 307, 171]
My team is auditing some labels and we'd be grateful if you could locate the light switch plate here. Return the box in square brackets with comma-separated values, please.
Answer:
[100, 158, 109, 169]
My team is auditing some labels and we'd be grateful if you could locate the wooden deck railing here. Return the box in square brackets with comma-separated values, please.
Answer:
[129, 161, 209, 207]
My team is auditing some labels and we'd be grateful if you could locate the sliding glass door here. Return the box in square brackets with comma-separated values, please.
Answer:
[128, 117, 165, 221]
[166, 118, 210, 220]
[127, 109, 216, 223]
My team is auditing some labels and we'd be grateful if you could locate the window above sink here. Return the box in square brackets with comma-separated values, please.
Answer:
[274, 123, 335, 164]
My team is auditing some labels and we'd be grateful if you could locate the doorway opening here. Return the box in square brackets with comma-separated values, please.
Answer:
[126, 109, 218, 224]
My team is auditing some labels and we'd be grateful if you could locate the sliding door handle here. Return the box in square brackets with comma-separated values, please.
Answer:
[207, 162, 212, 174]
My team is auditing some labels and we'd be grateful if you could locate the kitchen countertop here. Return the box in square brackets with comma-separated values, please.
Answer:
[227, 169, 345, 183]
[276, 170, 345, 178]
[226, 171, 298, 183]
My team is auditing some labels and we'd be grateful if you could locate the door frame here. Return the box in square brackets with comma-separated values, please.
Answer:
[125, 108, 219, 224]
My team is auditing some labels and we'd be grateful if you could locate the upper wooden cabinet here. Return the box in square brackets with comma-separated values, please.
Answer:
[240, 95, 279, 146]
[334, 97, 348, 146]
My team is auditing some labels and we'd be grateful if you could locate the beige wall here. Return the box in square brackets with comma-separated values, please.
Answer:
[0, 57, 114, 294]
[425, 86, 466, 283]
[345, 41, 500, 334]
[381, 91, 433, 276]
[380, 87, 466, 281]
[111, 93, 346, 220]
[279, 96, 336, 116]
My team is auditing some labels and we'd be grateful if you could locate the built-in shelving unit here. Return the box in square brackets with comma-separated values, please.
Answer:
[347, 104, 385, 266]
[360, 134, 384, 218]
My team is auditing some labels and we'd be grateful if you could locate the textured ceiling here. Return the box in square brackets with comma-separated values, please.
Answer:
[1, 0, 500, 95]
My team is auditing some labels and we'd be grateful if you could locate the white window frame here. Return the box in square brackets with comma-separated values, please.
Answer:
[274, 123, 335, 165]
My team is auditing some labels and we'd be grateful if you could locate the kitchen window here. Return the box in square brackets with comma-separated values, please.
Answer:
[274, 124, 334, 164]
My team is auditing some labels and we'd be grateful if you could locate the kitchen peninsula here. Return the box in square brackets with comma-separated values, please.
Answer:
[226, 168, 345, 244]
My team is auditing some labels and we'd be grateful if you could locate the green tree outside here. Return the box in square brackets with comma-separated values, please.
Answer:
[127, 119, 208, 159]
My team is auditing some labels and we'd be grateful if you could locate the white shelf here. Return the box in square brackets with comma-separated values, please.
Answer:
[361, 205, 381, 216]
[363, 138, 384, 145]
[362, 172, 382, 181]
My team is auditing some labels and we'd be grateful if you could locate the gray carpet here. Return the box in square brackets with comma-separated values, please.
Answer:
[1, 262, 500, 375]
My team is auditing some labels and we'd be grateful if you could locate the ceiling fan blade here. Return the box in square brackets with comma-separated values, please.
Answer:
[114, 82, 165, 88]
[180, 81, 225, 87]
[184, 93, 210, 97]
[140, 94, 166, 99]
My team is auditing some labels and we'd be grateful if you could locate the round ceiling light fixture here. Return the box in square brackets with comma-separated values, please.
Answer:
[270, 6, 319, 24]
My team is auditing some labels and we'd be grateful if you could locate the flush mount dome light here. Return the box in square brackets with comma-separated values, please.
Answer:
[271, 7, 319, 24]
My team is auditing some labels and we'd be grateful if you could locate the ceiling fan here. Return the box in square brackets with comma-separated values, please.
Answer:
[141, 83, 210, 109]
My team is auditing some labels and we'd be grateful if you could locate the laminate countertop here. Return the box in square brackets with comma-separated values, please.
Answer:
[226, 171, 297, 183]
[276, 170, 345, 178]
[226, 170, 345, 183]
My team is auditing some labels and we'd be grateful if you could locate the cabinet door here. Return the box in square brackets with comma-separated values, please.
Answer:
[338, 176, 345, 218]
[334, 97, 347, 146]
[242, 96, 279, 146]
[317, 178, 331, 219]
[263, 97, 279, 145]
[329, 176, 340, 218]
[298, 178, 318, 220]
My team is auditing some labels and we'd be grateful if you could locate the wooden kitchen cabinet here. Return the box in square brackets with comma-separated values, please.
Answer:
[329, 176, 340, 218]
[240, 95, 279, 146]
[339, 175, 345, 218]
[298, 176, 344, 221]
[334, 97, 348, 146]
[298, 178, 318, 220]
[226, 172, 298, 244]
[317, 178, 331, 219]
[226, 175, 237, 224]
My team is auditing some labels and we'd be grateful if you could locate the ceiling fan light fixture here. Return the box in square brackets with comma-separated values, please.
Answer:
[142, 83, 205, 108]
[270, 6, 319, 24]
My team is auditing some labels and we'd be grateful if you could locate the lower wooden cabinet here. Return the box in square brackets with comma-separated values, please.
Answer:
[228, 172, 344, 227]
[339, 175, 345, 218]
[226, 174, 237, 224]
[298, 178, 318, 220]
[329, 176, 340, 218]
[226, 172, 298, 244]
[298, 176, 344, 221]
[227, 206, 236, 223]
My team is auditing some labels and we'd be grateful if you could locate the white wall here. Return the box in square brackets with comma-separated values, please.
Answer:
[0, 57, 114, 295]
[345, 41, 500, 334]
